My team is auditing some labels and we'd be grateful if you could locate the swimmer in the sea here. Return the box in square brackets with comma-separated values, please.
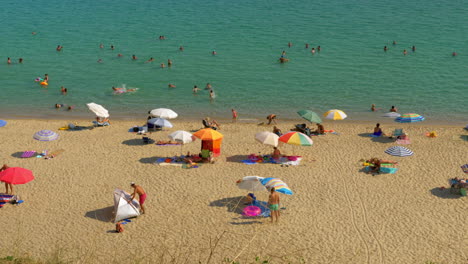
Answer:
[281, 50, 286, 58]
[56, 45, 62, 51]
[392, 40, 397, 45]
[317, 45, 321, 51]
[412, 46, 416, 52]
[452, 52, 457, 56]
[179, 46, 184, 51]
[7, 57, 11, 64]
[212, 50, 217, 55]
[44, 74, 49, 82]
[160, 63, 165, 68]
[67, 106, 74, 111]
[384, 46, 388, 51]
[55, 104, 64, 109]
[97, 59, 103, 63]
[19, 58, 23, 63]
[311, 47, 316, 54]
[32, 32, 36, 35]
[111, 45, 115, 50]
[205, 83, 212, 90]
[117, 53, 123, 57]
[288, 42, 292, 48]
[61, 86, 67, 95]
[371, 104, 381, 112]
[168, 83, 176, 88]
[193, 85, 200, 93]
[99, 43, 104, 49]
[132, 55, 138, 60]
[403, 49, 407, 55]
[168, 59, 172, 67]
[305, 43, 309, 49]
[145, 57, 154, 63]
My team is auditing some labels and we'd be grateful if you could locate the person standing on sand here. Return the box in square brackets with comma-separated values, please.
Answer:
[130, 182, 146, 214]
[268, 187, 280, 223]
[0, 164, 13, 194]
[266, 114, 277, 125]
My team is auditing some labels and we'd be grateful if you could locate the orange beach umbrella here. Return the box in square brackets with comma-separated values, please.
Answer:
[193, 128, 223, 141]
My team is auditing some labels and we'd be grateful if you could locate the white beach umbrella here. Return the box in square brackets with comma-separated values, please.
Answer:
[149, 108, 178, 119]
[323, 109, 347, 120]
[255, 131, 279, 147]
[87, 102, 109, 118]
[237, 176, 267, 192]
[382, 112, 401, 118]
[168, 130, 195, 144]
[147, 118, 173, 128]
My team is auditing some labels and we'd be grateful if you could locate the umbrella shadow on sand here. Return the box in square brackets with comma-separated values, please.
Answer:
[209, 196, 264, 225]
[11, 152, 27, 158]
[357, 133, 394, 144]
[84, 206, 113, 222]
[122, 138, 154, 146]
[226, 155, 248, 163]
[429, 188, 464, 199]
[139, 156, 166, 164]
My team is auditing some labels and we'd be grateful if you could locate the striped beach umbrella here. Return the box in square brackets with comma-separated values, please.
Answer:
[395, 113, 425, 123]
[382, 112, 401, 118]
[384, 146, 414, 157]
[33, 130, 59, 141]
[279, 132, 313, 146]
[324, 109, 347, 120]
[260, 177, 293, 195]
[297, 110, 322, 124]
[255, 131, 279, 147]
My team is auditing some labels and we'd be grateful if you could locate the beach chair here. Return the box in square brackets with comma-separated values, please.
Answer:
[392, 129, 404, 137]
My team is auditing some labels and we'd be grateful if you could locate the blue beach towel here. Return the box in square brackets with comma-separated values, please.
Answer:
[364, 166, 398, 174]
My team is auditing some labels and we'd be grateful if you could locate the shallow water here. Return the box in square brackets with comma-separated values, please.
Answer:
[0, 0, 467, 122]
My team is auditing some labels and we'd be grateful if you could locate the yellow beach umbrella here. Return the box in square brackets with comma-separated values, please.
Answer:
[323, 109, 347, 120]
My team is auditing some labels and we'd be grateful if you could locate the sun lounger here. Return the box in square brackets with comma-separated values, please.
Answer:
[21, 151, 37, 158]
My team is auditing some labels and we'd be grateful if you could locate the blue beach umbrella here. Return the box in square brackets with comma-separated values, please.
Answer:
[395, 113, 425, 123]
[147, 118, 173, 128]
[33, 130, 59, 141]
[0, 120, 7, 127]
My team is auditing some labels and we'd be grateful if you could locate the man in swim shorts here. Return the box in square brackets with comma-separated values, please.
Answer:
[268, 187, 280, 223]
[130, 182, 147, 214]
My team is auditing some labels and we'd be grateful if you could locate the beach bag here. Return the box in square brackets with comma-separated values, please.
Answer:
[116, 222, 124, 233]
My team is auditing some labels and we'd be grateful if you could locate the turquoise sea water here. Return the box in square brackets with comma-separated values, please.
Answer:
[0, 0, 467, 122]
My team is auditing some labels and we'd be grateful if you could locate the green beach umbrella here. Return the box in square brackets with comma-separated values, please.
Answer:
[297, 110, 322, 124]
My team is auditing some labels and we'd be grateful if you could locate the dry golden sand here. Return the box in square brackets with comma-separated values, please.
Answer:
[0, 119, 467, 263]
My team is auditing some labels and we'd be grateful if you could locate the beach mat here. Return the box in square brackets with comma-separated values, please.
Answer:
[364, 166, 398, 174]
[0, 194, 14, 208]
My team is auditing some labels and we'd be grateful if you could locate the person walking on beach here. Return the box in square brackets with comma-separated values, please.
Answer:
[268, 187, 280, 223]
[129, 182, 146, 214]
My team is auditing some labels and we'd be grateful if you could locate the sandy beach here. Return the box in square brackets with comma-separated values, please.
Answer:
[0, 118, 466, 263]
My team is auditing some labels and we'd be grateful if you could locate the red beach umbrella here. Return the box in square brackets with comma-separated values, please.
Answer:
[0, 167, 35, 184]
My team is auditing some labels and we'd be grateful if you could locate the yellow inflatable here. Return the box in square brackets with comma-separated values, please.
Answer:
[40, 81, 48, 86]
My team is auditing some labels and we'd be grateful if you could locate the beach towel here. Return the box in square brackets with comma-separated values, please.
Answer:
[0, 194, 13, 208]
[21, 151, 37, 158]
[364, 166, 398, 174]
[92, 121, 110, 126]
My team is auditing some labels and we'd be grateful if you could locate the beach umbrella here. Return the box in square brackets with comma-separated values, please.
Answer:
[279, 132, 313, 146]
[260, 177, 293, 195]
[168, 130, 195, 144]
[237, 176, 267, 192]
[395, 113, 425, 123]
[384, 146, 414, 157]
[323, 109, 347, 120]
[255, 132, 279, 147]
[149, 108, 178, 119]
[0, 167, 34, 185]
[87, 102, 109, 118]
[147, 118, 173, 128]
[382, 112, 401, 118]
[33, 130, 59, 141]
[461, 164, 468, 174]
[297, 110, 322, 124]
[0, 120, 6, 127]
[193, 128, 223, 141]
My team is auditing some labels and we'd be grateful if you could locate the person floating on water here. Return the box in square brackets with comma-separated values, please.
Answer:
[112, 86, 137, 94]
[392, 40, 397, 45]
[168, 83, 176, 88]
[132, 55, 138, 60]
[56, 45, 63, 51]
[145, 57, 154, 63]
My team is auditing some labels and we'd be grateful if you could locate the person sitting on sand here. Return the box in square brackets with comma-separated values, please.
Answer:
[273, 126, 282, 136]
[96, 116, 111, 124]
[203, 117, 220, 130]
[313, 123, 325, 135]
[244, 193, 256, 205]
[272, 147, 281, 160]
[266, 114, 277, 125]
[373, 123, 383, 136]
[367, 158, 381, 174]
